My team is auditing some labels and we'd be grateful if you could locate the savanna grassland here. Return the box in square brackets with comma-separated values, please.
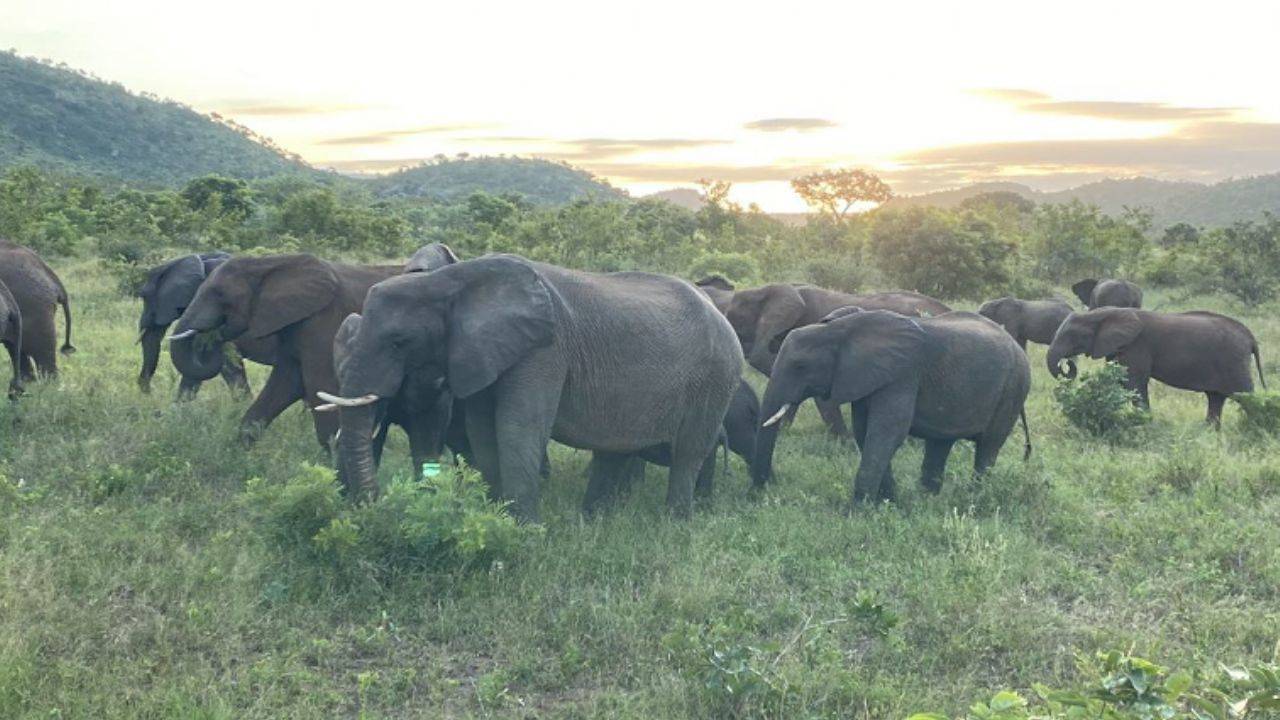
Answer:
[1, 261, 1278, 719]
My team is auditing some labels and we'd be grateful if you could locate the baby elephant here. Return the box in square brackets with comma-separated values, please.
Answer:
[1047, 308, 1266, 425]
[754, 308, 1031, 504]
[978, 297, 1073, 350]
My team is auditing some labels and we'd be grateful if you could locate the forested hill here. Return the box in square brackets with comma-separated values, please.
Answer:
[0, 51, 312, 185]
[365, 157, 626, 204]
[890, 175, 1280, 228]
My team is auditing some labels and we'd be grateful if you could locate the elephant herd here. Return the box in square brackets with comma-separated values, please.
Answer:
[0, 238, 1268, 523]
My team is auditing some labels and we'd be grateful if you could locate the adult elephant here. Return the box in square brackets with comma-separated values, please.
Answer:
[1047, 308, 1265, 426]
[0, 240, 74, 379]
[404, 242, 460, 273]
[754, 308, 1030, 503]
[1072, 278, 1142, 309]
[168, 254, 400, 447]
[0, 279, 23, 397]
[136, 252, 253, 396]
[321, 255, 742, 522]
[694, 275, 736, 314]
[723, 283, 951, 436]
[977, 296, 1073, 350]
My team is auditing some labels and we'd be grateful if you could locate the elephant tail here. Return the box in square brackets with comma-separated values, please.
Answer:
[58, 292, 75, 355]
[1019, 407, 1031, 461]
[1254, 343, 1267, 390]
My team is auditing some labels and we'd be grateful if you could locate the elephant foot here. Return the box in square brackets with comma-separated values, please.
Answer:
[237, 423, 264, 447]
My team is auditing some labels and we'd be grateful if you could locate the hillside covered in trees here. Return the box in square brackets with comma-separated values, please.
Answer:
[366, 156, 625, 205]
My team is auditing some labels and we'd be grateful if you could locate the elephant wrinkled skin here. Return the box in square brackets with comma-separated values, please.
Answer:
[978, 296, 1073, 351]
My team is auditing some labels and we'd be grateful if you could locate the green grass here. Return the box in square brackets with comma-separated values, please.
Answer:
[1, 262, 1278, 718]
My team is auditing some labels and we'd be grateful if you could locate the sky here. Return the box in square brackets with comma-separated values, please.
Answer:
[4, 0, 1280, 211]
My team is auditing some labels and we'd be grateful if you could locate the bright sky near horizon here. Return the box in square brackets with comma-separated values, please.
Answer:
[4, 0, 1279, 211]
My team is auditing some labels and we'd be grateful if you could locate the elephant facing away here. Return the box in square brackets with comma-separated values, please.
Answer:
[978, 296, 1073, 350]
[168, 254, 400, 447]
[1047, 308, 1265, 425]
[1072, 278, 1142, 309]
[137, 252, 253, 397]
[0, 279, 22, 396]
[724, 282, 951, 437]
[323, 255, 743, 522]
[754, 309, 1031, 504]
[0, 240, 74, 380]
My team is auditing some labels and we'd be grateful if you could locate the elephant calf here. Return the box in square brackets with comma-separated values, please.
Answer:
[1047, 308, 1266, 425]
[978, 296, 1073, 350]
[754, 309, 1031, 504]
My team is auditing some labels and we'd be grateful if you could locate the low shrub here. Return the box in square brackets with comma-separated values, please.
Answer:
[1053, 362, 1150, 439]
[1231, 391, 1280, 437]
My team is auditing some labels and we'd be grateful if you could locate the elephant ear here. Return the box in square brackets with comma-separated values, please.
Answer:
[830, 310, 927, 404]
[332, 313, 362, 376]
[445, 256, 556, 399]
[405, 243, 461, 273]
[1090, 309, 1143, 359]
[151, 255, 208, 326]
[248, 255, 341, 339]
[1072, 279, 1098, 306]
[695, 275, 735, 291]
[818, 305, 863, 324]
[755, 285, 807, 357]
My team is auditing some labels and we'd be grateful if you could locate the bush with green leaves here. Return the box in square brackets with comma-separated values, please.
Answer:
[1053, 362, 1150, 438]
[867, 206, 1014, 300]
[686, 250, 762, 288]
[1231, 390, 1280, 436]
[243, 463, 538, 586]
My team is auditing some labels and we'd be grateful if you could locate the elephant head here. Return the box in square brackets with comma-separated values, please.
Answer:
[753, 309, 925, 486]
[1071, 279, 1099, 307]
[320, 256, 556, 497]
[170, 254, 338, 382]
[137, 252, 228, 391]
[1046, 308, 1143, 379]
[404, 243, 461, 274]
[694, 275, 735, 315]
[977, 297, 1019, 334]
[724, 284, 808, 375]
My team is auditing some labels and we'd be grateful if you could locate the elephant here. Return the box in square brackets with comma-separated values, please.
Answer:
[694, 275, 735, 314]
[1047, 308, 1266, 426]
[723, 282, 951, 437]
[977, 296, 1073, 350]
[0, 279, 23, 397]
[753, 308, 1031, 504]
[168, 254, 401, 447]
[0, 240, 74, 379]
[320, 254, 743, 522]
[404, 242, 461, 273]
[1072, 278, 1142, 309]
[136, 252, 253, 396]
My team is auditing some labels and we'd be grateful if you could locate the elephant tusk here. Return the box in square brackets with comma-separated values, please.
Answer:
[168, 329, 197, 341]
[316, 391, 380, 407]
[313, 403, 338, 413]
[762, 404, 792, 428]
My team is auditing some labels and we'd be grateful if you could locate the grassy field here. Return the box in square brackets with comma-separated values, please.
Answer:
[1, 261, 1278, 719]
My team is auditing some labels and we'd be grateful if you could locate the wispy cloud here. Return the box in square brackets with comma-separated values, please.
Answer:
[215, 100, 369, 116]
[582, 162, 826, 184]
[317, 124, 501, 146]
[743, 118, 838, 132]
[969, 88, 1051, 103]
[972, 88, 1240, 122]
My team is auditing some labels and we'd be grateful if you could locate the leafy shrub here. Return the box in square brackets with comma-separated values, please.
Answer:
[243, 463, 538, 586]
[686, 251, 762, 288]
[867, 206, 1013, 300]
[1231, 391, 1280, 436]
[1053, 362, 1150, 438]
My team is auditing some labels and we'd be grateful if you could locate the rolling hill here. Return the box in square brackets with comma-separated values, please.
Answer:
[366, 156, 626, 205]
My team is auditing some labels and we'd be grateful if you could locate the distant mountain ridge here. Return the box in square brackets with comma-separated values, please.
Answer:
[889, 175, 1280, 228]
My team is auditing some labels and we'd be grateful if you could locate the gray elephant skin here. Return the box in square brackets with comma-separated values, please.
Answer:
[1047, 308, 1266, 425]
[0, 240, 74, 379]
[754, 308, 1031, 504]
[169, 254, 400, 447]
[0, 278, 23, 396]
[978, 296, 1073, 349]
[1072, 278, 1142, 309]
[325, 254, 743, 522]
[694, 275, 736, 315]
[137, 252, 254, 397]
[723, 282, 951, 437]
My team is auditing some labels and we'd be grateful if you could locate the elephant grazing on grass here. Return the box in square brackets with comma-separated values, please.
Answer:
[168, 254, 400, 448]
[321, 255, 743, 522]
[1047, 308, 1266, 426]
[754, 308, 1030, 504]
[0, 240, 74, 380]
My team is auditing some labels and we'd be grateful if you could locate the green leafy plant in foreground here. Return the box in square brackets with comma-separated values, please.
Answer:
[1053, 362, 1151, 438]
[1231, 390, 1280, 436]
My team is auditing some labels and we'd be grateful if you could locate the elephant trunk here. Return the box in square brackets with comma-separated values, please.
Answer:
[1046, 345, 1077, 380]
[336, 404, 381, 499]
[138, 325, 165, 393]
[170, 332, 225, 383]
[752, 380, 797, 488]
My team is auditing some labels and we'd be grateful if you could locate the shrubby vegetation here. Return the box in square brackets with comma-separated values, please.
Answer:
[1053, 362, 1151, 438]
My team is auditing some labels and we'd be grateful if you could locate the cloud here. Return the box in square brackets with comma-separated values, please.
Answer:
[580, 162, 826, 184]
[316, 124, 501, 146]
[216, 101, 368, 116]
[743, 118, 838, 132]
[969, 88, 1051, 102]
[446, 136, 730, 161]
[971, 88, 1240, 122]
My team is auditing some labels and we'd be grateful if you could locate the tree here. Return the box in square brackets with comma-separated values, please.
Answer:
[790, 168, 893, 221]
[867, 206, 1013, 300]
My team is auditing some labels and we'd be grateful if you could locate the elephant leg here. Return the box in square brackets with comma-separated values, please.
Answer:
[695, 450, 716, 498]
[1123, 366, 1151, 409]
[238, 361, 304, 445]
[19, 353, 36, 383]
[1206, 392, 1226, 428]
[176, 375, 201, 401]
[463, 390, 502, 501]
[29, 316, 58, 378]
[219, 354, 252, 396]
[920, 438, 956, 493]
[583, 451, 636, 515]
[973, 435, 1005, 476]
[300, 349, 342, 450]
[815, 398, 850, 438]
[851, 402, 869, 453]
[851, 386, 914, 504]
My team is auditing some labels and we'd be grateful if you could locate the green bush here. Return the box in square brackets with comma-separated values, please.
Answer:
[686, 250, 761, 288]
[867, 206, 1013, 300]
[1231, 391, 1280, 436]
[1053, 362, 1150, 438]
[243, 463, 538, 586]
